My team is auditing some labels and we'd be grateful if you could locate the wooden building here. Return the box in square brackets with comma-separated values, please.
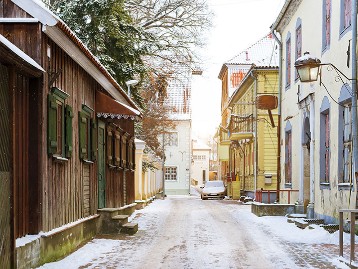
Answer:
[0, 0, 140, 267]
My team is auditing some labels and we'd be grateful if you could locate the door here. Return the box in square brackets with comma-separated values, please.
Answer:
[98, 120, 106, 208]
[0, 63, 12, 268]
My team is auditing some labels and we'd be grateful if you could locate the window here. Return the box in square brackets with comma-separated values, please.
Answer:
[342, 105, 352, 183]
[106, 124, 124, 168]
[320, 97, 330, 184]
[121, 132, 129, 169]
[79, 104, 96, 162]
[128, 137, 135, 171]
[340, 0, 352, 35]
[338, 84, 353, 184]
[284, 122, 292, 185]
[165, 132, 178, 146]
[48, 87, 72, 159]
[322, 0, 331, 50]
[295, 19, 302, 81]
[165, 166, 177, 181]
[286, 33, 292, 88]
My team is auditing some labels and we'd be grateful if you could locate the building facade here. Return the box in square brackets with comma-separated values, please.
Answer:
[191, 139, 211, 186]
[217, 34, 279, 198]
[0, 1, 140, 267]
[226, 66, 279, 200]
[272, 0, 357, 222]
[162, 68, 193, 195]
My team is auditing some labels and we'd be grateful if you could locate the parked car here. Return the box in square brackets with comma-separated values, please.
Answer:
[201, 180, 226, 200]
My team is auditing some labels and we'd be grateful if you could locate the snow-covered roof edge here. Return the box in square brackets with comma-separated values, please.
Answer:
[11, 0, 140, 112]
[0, 34, 45, 72]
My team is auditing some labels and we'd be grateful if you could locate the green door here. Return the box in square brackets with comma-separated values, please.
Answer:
[98, 121, 106, 208]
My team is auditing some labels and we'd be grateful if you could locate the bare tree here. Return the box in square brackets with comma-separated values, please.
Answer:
[125, 0, 213, 74]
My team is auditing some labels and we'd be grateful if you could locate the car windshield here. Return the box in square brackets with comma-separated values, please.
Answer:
[205, 181, 224, 188]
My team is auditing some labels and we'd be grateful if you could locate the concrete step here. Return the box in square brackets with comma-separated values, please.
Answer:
[121, 222, 138, 235]
[287, 214, 306, 223]
[321, 224, 339, 234]
[294, 218, 309, 229]
[112, 215, 129, 225]
[303, 218, 325, 225]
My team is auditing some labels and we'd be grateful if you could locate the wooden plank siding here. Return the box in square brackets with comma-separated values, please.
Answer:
[42, 38, 99, 231]
[0, 1, 137, 239]
[0, 63, 12, 269]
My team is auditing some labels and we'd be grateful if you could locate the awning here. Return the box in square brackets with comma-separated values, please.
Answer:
[0, 34, 45, 77]
[96, 91, 141, 120]
[229, 132, 254, 141]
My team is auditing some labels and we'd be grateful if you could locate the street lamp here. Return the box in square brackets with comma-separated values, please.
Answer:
[294, 51, 352, 83]
[125, 79, 139, 97]
[294, 52, 321, 82]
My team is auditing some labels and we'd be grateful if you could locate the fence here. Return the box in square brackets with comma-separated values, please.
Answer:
[255, 189, 299, 204]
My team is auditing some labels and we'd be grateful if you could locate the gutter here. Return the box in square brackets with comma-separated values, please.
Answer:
[272, 29, 282, 202]
[352, 0, 358, 209]
[250, 71, 258, 199]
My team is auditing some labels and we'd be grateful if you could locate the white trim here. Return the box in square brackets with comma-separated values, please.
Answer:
[0, 34, 45, 72]
[11, 0, 58, 26]
[0, 18, 39, 23]
[96, 112, 138, 121]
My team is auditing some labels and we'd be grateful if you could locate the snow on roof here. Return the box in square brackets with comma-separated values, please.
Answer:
[192, 139, 211, 150]
[0, 34, 45, 72]
[226, 33, 279, 67]
[11, 0, 140, 112]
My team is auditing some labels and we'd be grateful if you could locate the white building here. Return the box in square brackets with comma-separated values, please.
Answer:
[191, 139, 211, 186]
[272, 0, 357, 222]
[163, 67, 193, 195]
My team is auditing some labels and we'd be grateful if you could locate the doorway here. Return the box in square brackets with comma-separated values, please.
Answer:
[303, 116, 311, 211]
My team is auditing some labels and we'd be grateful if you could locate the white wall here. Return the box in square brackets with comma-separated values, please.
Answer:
[164, 120, 192, 195]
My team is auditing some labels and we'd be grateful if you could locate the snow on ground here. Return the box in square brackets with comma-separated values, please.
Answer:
[37, 196, 356, 269]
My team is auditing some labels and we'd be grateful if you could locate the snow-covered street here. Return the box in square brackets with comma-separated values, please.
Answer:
[38, 195, 356, 269]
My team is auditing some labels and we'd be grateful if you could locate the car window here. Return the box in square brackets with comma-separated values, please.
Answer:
[205, 181, 224, 187]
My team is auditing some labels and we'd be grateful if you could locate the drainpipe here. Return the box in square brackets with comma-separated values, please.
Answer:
[250, 71, 258, 199]
[352, 0, 358, 209]
[272, 30, 282, 202]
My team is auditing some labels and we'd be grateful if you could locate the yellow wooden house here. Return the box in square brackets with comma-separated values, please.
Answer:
[226, 65, 279, 201]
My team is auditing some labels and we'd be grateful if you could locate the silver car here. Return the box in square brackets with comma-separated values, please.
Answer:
[201, 180, 226, 200]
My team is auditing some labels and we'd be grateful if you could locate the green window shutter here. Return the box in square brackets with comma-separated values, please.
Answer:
[47, 94, 57, 155]
[65, 105, 73, 158]
[79, 111, 87, 160]
[91, 119, 97, 161]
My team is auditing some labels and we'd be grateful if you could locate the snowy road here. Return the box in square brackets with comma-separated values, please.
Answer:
[38, 195, 355, 269]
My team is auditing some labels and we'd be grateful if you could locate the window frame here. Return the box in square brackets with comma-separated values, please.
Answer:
[164, 166, 178, 181]
[285, 32, 292, 89]
[295, 18, 302, 82]
[338, 84, 353, 188]
[47, 87, 72, 160]
[340, 0, 352, 37]
[322, 0, 331, 52]
[165, 132, 178, 147]
[319, 97, 331, 187]
[79, 104, 96, 163]
[284, 122, 292, 186]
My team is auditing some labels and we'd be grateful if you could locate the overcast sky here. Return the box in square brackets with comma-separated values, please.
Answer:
[191, 0, 285, 141]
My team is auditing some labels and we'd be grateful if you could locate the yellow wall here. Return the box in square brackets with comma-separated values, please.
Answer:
[230, 70, 279, 193]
